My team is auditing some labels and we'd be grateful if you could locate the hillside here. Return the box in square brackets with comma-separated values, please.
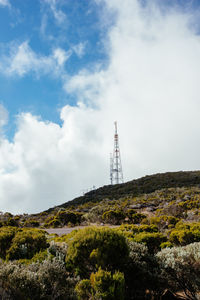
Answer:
[1, 170, 200, 228]
[49, 170, 200, 210]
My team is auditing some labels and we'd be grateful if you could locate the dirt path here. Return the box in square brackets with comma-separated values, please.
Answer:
[44, 225, 119, 236]
[44, 226, 85, 236]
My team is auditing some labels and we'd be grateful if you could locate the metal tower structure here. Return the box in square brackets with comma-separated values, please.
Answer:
[110, 122, 124, 184]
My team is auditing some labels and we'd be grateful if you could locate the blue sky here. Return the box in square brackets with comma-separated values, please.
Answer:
[0, 0, 199, 139]
[0, 0, 111, 139]
[1, 0, 200, 213]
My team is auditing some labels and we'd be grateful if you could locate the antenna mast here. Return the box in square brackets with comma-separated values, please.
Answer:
[110, 122, 124, 184]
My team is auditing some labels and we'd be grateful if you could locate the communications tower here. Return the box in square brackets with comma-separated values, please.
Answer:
[110, 122, 124, 184]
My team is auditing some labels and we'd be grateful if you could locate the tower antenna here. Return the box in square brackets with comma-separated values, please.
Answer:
[110, 122, 124, 184]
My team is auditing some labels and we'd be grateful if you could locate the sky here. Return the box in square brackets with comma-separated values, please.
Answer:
[0, 0, 200, 214]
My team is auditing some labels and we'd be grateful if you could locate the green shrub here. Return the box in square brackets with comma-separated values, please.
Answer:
[5, 218, 19, 227]
[160, 241, 173, 249]
[134, 232, 167, 253]
[102, 210, 125, 225]
[0, 227, 17, 259]
[130, 213, 147, 224]
[44, 217, 62, 228]
[75, 279, 91, 300]
[119, 224, 158, 236]
[150, 215, 179, 229]
[6, 229, 48, 260]
[56, 210, 83, 226]
[91, 268, 124, 300]
[65, 227, 129, 278]
[23, 219, 40, 227]
[75, 268, 125, 300]
[169, 229, 200, 246]
[178, 200, 200, 210]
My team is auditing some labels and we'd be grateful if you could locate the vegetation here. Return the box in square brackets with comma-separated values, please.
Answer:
[0, 170, 200, 298]
[65, 227, 129, 277]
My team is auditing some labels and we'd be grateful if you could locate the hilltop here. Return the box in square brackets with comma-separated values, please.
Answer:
[49, 170, 200, 210]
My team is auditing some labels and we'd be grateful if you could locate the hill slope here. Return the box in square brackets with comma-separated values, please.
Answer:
[48, 170, 200, 211]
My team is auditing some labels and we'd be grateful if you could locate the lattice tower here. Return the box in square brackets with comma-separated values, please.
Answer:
[110, 122, 124, 184]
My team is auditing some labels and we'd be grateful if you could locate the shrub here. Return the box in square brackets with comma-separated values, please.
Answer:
[65, 227, 129, 278]
[160, 241, 173, 249]
[91, 268, 124, 300]
[169, 228, 200, 246]
[0, 259, 77, 300]
[157, 242, 200, 299]
[134, 232, 167, 253]
[75, 268, 125, 300]
[23, 219, 40, 227]
[102, 210, 125, 225]
[56, 211, 83, 226]
[150, 215, 179, 229]
[5, 218, 19, 227]
[130, 213, 147, 224]
[124, 240, 163, 299]
[75, 279, 91, 300]
[48, 241, 68, 262]
[44, 217, 62, 228]
[119, 224, 158, 236]
[0, 227, 17, 259]
[6, 228, 48, 260]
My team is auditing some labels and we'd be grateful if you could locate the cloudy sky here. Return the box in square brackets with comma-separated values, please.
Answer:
[0, 0, 200, 214]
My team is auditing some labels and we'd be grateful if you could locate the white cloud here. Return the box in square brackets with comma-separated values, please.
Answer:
[0, 105, 8, 128]
[0, 0, 10, 7]
[0, 41, 71, 77]
[53, 48, 71, 66]
[0, 104, 8, 130]
[0, 108, 105, 213]
[1, 0, 200, 213]
[43, 0, 67, 25]
[72, 42, 86, 58]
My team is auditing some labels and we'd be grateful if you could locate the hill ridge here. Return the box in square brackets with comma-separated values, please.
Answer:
[46, 170, 200, 212]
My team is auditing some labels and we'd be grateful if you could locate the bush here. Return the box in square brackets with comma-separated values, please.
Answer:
[0, 259, 77, 300]
[0, 227, 17, 259]
[5, 218, 19, 227]
[65, 227, 129, 278]
[130, 213, 147, 224]
[157, 242, 200, 299]
[102, 210, 125, 225]
[23, 219, 40, 227]
[6, 228, 48, 260]
[169, 228, 200, 246]
[75, 268, 125, 300]
[44, 211, 83, 228]
[44, 217, 62, 228]
[75, 279, 91, 300]
[134, 232, 167, 253]
[119, 224, 158, 236]
[124, 240, 163, 299]
[150, 215, 179, 229]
